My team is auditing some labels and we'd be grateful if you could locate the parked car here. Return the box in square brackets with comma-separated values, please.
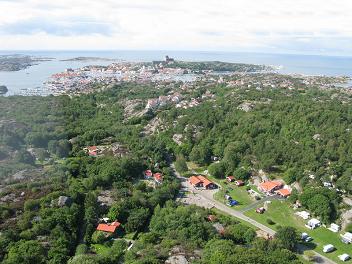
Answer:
[224, 194, 232, 200]
[256, 207, 265, 214]
[301, 233, 309, 240]
[227, 200, 238, 207]
[305, 236, 313, 242]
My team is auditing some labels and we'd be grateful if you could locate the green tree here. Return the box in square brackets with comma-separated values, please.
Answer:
[174, 155, 188, 173]
[5, 240, 46, 264]
[275, 226, 299, 251]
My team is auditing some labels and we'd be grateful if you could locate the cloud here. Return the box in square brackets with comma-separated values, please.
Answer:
[0, 17, 114, 36]
[0, 0, 351, 55]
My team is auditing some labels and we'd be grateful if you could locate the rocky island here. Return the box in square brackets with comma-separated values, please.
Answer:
[0, 85, 8, 94]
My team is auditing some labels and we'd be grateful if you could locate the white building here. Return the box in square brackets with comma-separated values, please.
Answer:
[341, 232, 352, 244]
[305, 218, 321, 229]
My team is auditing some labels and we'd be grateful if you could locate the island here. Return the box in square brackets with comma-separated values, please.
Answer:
[60, 57, 120, 62]
[0, 85, 8, 94]
[0, 55, 53, 71]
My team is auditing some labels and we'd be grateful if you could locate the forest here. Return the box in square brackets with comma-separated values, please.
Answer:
[1, 75, 352, 262]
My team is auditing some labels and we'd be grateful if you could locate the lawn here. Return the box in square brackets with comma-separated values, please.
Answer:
[91, 243, 110, 255]
[214, 185, 254, 210]
[244, 200, 352, 264]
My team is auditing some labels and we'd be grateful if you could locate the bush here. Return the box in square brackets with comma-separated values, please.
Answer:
[266, 218, 275, 225]
[91, 231, 107, 244]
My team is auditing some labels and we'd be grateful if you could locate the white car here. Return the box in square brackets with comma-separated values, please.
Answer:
[301, 233, 308, 240]
[305, 236, 313, 242]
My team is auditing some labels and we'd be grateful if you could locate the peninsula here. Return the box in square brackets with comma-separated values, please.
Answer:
[0, 55, 53, 71]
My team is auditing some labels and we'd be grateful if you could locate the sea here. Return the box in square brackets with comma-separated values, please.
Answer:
[0, 50, 351, 96]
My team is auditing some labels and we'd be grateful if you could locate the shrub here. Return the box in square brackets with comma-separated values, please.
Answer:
[266, 218, 275, 225]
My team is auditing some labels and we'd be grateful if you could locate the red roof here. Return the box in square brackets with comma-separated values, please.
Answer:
[154, 173, 163, 182]
[259, 181, 283, 192]
[197, 176, 213, 187]
[144, 170, 153, 177]
[189, 176, 214, 187]
[96, 221, 121, 233]
[88, 146, 97, 152]
[227, 176, 235, 181]
[189, 176, 203, 185]
[235, 180, 245, 186]
[276, 188, 291, 197]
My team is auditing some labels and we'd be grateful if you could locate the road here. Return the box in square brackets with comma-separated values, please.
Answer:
[172, 165, 336, 264]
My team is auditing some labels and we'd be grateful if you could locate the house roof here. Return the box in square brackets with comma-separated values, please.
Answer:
[189, 176, 203, 185]
[276, 189, 291, 197]
[259, 181, 283, 192]
[96, 221, 121, 233]
[235, 180, 244, 184]
[144, 170, 153, 177]
[154, 173, 163, 181]
[88, 146, 97, 152]
[197, 175, 213, 187]
[227, 176, 235, 180]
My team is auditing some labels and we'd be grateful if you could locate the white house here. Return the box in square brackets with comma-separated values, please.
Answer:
[305, 218, 321, 229]
[339, 254, 351, 262]
[323, 244, 335, 253]
[328, 223, 340, 233]
[341, 232, 352, 244]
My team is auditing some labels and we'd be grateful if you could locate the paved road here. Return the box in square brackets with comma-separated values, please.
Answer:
[172, 165, 336, 264]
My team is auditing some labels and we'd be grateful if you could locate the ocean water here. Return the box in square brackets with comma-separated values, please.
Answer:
[0, 50, 351, 95]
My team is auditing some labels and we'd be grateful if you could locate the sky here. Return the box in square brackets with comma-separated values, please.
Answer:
[0, 0, 351, 56]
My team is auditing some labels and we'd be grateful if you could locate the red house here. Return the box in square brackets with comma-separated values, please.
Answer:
[226, 176, 235, 182]
[275, 188, 291, 198]
[144, 170, 153, 178]
[153, 173, 163, 184]
[258, 181, 283, 194]
[235, 180, 245, 186]
[96, 221, 121, 233]
[87, 146, 98, 156]
[189, 176, 216, 189]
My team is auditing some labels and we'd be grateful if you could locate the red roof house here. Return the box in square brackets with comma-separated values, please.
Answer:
[226, 176, 235, 182]
[189, 176, 216, 189]
[144, 170, 153, 178]
[276, 188, 291, 198]
[96, 221, 121, 233]
[258, 181, 283, 194]
[153, 173, 163, 184]
[87, 146, 98, 156]
[235, 180, 245, 186]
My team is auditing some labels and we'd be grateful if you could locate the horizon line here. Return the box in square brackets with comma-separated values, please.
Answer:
[0, 49, 351, 58]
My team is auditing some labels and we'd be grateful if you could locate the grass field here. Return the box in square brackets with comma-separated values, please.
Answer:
[91, 243, 110, 255]
[244, 200, 351, 263]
